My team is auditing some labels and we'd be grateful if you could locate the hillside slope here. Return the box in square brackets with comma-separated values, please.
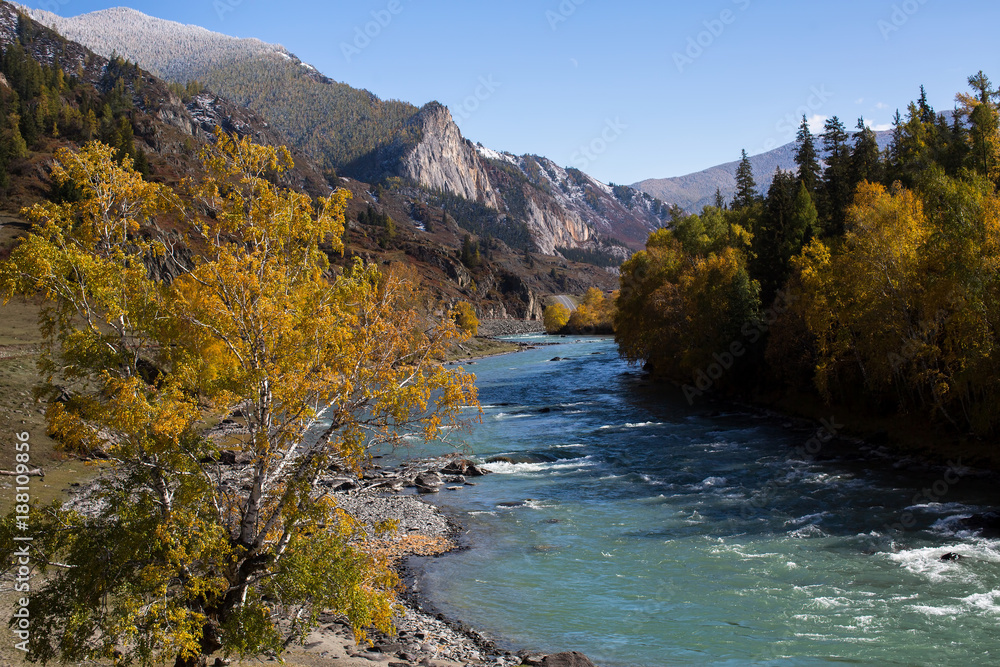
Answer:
[19, 4, 667, 255]
[634, 131, 893, 213]
[21, 4, 292, 81]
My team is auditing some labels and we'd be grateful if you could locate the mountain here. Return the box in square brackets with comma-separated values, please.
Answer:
[19, 4, 420, 170]
[18, 5, 292, 82]
[367, 102, 669, 254]
[0, 2, 329, 200]
[634, 131, 894, 213]
[19, 4, 667, 255]
[0, 1, 620, 322]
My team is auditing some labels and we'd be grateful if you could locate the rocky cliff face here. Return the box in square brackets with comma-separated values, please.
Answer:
[394, 104, 500, 210]
[382, 103, 669, 255]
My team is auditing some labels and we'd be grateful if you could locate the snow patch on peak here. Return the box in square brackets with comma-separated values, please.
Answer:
[475, 143, 519, 166]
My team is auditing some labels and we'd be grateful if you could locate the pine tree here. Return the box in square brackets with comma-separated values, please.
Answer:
[960, 71, 1000, 183]
[713, 187, 726, 209]
[794, 115, 821, 195]
[787, 181, 818, 258]
[732, 149, 757, 210]
[917, 85, 935, 123]
[821, 116, 852, 234]
[887, 109, 905, 178]
[460, 234, 480, 269]
[850, 117, 884, 190]
[944, 108, 971, 174]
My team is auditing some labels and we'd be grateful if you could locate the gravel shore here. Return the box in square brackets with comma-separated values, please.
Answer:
[477, 319, 546, 337]
[48, 456, 532, 667]
[275, 457, 528, 667]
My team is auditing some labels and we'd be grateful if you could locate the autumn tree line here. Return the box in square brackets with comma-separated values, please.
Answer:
[616, 72, 1000, 439]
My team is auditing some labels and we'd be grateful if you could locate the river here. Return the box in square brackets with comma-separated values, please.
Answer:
[391, 336, 1000, 666]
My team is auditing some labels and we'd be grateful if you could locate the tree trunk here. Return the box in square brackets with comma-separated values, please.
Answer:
[174, 621, 223, 667]
[173, 654, 208, 667]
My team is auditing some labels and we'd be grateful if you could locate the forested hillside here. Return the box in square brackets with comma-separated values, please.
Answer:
[617, 80, 1000, 454]
[0, 2, 619, 326]
[201, 55, 419, 170]
[23, 5, 421, 171]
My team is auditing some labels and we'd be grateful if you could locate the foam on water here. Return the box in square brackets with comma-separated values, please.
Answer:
[492, 412, 532, 420]
[482, 456, 597, 476]
[597, 421, 664, 430]
[887, 541, 1000, 584]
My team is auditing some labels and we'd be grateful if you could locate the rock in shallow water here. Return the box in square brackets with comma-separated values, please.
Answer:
[540, 651, 598, 667]
[442, 459, 490, 477]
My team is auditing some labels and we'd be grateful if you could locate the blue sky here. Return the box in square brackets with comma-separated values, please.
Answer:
[20, 0, 1000, 184]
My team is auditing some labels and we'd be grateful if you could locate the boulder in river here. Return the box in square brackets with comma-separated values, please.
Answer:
[442, 459, 490, 477]
[536, 652, 598, 667]
[415, 471, 443, 486]
[414, 471, 443, 494]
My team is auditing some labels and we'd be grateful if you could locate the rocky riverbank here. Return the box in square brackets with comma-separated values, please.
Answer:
[50, 452, 598, 667]
[477, 319, 547, 337]
[322, 457, 603, 667]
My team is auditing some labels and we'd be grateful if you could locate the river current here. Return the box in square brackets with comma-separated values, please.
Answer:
[389, 336, 1000, 666]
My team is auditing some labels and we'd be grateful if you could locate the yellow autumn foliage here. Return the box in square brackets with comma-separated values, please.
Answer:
[0, 135, 480, 666]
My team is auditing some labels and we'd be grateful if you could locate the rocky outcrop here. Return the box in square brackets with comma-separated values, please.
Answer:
[378, 102, 668, 256]
[394, 103, 500, 209]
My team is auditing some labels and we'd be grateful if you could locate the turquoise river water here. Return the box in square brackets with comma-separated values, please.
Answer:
[387, 336, 1000, 666]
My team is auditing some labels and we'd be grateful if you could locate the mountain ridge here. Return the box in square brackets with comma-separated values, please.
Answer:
[19, 4, 295, 81]
[634, 131, 894, 213]
[17, 3, 667, 255]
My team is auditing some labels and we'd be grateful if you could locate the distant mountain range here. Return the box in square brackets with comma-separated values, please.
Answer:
[19, 4, 669, 255]
[634, 131, 894, 213]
